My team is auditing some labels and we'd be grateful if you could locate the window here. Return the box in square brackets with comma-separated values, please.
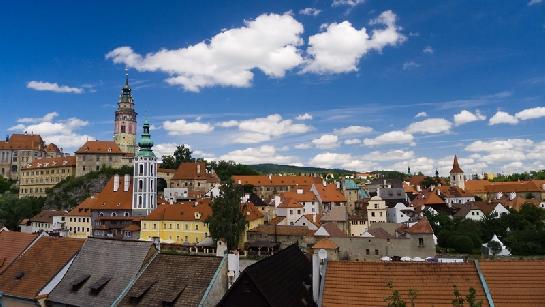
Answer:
[297, 210, 301, 215]
[366, 249, 370, 255]
[375, 249, 379, 255]
[195, 225, 199, 230]
[418, 238, 424, 247]
[177, 224, 180, 230]
[143, 223, 146, 229]
[289, 210, 293, 214]
[371, 212, 375, 217]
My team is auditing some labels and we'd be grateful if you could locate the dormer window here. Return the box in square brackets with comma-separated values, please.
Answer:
[194, 212, 201, 220]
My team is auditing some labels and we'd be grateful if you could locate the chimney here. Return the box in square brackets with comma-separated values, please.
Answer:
[197, 164, 201, 174]
[313, 214, 316, 223]
[113, 174, 120, 192]
[322, 180, 327, 187]
[124, 174, 130, 192]
[416, 185, 421, 192]
[509, 192, 516, 201]
[297, 188, 303, 195]
[496, 192, 503, 200]
[312, 253, 319, 303]
[268, 174, 272, 181]
[227, 251, 240, 288]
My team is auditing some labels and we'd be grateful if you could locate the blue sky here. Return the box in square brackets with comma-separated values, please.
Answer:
[1, 0, 545, 175]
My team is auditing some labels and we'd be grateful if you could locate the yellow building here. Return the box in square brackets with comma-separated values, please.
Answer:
[240, 201, 265, 248]
[140, 199, 212, 244]
[64, 196, 94, 238]
[19, 156, 76, 198]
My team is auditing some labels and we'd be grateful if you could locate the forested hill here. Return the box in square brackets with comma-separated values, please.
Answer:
[245, 163, 353, 176]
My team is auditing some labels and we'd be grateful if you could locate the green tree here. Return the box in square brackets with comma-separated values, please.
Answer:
[160, 145, 195, 169]
[384, 282, 417, 307]
[208, 160, 260, 182]
[0, 194, 45, 229]
[160, 155, 177, 169]
[207, 180, 247, 250]
[487, 240, 502, 257]
[452, 287, 482, 307]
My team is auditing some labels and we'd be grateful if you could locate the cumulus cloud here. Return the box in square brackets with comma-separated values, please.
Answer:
[163, 119, 214, 135]
[312, 134, 339, 148]
[154, 143, 178, 157]
[27, 81, 83, 94]
[106, 13, 304, 92]
[344, 138, 361, 145]
[216, 120, 239, 127]
[453, 110, 486, 126]
[465, 139, 534, 153]
[333, 125, 373, 135]
[362, 150, 415, 162]
[309, 152, 353, 168]
[489, 111, 518, 125]
[299, 7, 321, 16]
[303, 10, 406, 74]
[294, 143, 312, 149]
[414, 112, 427, 118]
[406, 118, 452, 134]
[422, 46, 434, 54]
[295, 113, 313, 120]
[220, 145, 298, 164]
[515, 106, 545, 120]
[227, 114, 312, 144]
[528, 0, 543, 6]
[363, 130, 415, 146]
[8, 113, 93, 151]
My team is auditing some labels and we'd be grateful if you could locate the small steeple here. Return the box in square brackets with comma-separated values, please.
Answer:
[450, 155, 464, 174]
[124, 67, 129, 87]
[435, 169, 439, 179]
[407, 165, 411, 175]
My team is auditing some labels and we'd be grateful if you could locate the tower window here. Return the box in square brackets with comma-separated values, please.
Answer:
[121, 125, 126, 133]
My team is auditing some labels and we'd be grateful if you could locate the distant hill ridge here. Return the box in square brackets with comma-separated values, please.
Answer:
[244, 163, 353, 175]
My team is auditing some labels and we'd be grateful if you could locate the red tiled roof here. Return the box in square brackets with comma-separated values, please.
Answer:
[242, 202, 264, 222]
[409, 175, 426, 187]
[88, 176, 133, 210]
[75, 140, 123, 154]
[29, 210, 67, 224]
[314, 183, 346, 202]
[322, 261, 488, 306]
[480, 260, 545, 306]
[438, 185, 472, 198]
[281, 189, 317, 202]
[232, 175, 322, 187]
[67, 196, 97, 217]
[45, 143, 60, 153]
[248, 225, 314, 236]
[313, 238, 337, 250]
[484, 182, 543, 193]
[171, 162, 219, 182]
[317, 223, 346, 237]
[397, 217, 434, 235]
[22, 156, 76, 170]
[411, 190, 446, 209]
[0, 237, 84, 300]
[0, 231, 38, 274]
[143, 199, 212, 221]
[277, 199, 304, 209]
[0, 134, 45, 150]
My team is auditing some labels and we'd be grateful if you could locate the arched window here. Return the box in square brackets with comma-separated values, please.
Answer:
[150, 164, 153, 176]
[124, 212, 129, 217]
[112, 212, 117, 217]
[139, 180, 143, 190]
[138, 196, 143, 207]
[139, 164, 144, 175]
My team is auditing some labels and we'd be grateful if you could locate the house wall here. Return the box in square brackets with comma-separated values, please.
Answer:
[75, 153, 125, 177]
[19, 165, 76, 198]
[0, 296, 38, 307]
[140, 220, 210, 244]
[201, 257, 228, 307]
[170, 179, 214, 193]
[349, 220, 368, 236]
[331, 234, 436, 260]
[66, 215, 92, 238]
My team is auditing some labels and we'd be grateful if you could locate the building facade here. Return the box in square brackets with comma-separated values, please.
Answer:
[113, 73, 138, 155]
[0, 134, 48, 181]
[170, 162, 220, 193]
[75, 141, 127, 177]
[18, 156, 76, 198]
[450, 155, 465, 190]
[367, 196, 388, 223]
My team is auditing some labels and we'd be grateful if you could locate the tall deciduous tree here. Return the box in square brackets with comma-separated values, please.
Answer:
[207, 180, 246, 250]
[160, 145, 195, 169]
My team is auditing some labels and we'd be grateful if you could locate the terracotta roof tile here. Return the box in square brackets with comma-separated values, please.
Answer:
[0, 231, 38, 274]
[397, 218, 434, 235]
[450, 155, 464, 173]
[171, 162, 219, 182]
[143, 199, 212, 221]
[22, 156, 75, 170]
[317, 223, 347, 237]
[45, 143, 60, 153]
[29, 209, 68, 224]
[0, 134, 45, 150]
[281, 189, 317, 202]
[411, 190, 446, 209]
[0, 236, 84, 300]
[313, 238, 338, 250]
[314, 183, 347, 202]
[89, 176, 133, 210]
[232, 175, 322, 187]
[67, 196, 97, 217]
[75, 140, 123, 154]
[322, 261, 488, 307]
[242, 202, 264, 222]
[480, 260, 545, 306]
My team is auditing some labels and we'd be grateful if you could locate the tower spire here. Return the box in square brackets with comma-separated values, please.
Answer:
[125, 67, 129, 87]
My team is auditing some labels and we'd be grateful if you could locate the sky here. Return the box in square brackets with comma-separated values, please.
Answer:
[1, 0, 545, 176]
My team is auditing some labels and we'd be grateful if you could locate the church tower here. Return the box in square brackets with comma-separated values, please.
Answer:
[113, 72, 137, 155]
[449, 155, 465, 190]
[132, 121, 157, 216]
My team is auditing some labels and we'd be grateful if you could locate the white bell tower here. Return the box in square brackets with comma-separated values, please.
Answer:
[132, 121, 157, 216]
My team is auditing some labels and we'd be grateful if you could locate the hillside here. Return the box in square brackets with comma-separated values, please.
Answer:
[246, 163, 353, 176]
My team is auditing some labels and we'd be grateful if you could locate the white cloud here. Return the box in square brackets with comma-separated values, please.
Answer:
[163, 119, 214, 135]
[309, 152, 352, 168]
[154, 143, 178, 157]
[26, 81, 83, 94]
[294, 143, 312, 149]
[414, 112, 427, 118]
[217, 120, 239, 127]
[8, 113, 93, 151]
[422, 46, 434, 54]
[344, 138, 361, 145]
[229, 114, 311, 144]
[220, 145, 298, 164]
[295, 113, 313, 120]
[362, 150, 415, 162]
[528, 0, 543, 6]
[299, 7, 321, 16]
[303, 10, 406, 74]
[331, 0, 365, 7]
[333, 125, 373, 135]
[453, 110, 486, 126]
[392, 156, 435, 174]
[515, 106, 545, 120]
[406, 118, 452, 134]
[106, 13, 304, 92]
[312, 134, 339, 148]
[363, 130, 415, 146]
[402, 61, 420, 70]
[489, 111, 519, 125]
[465, 139, 534, 153]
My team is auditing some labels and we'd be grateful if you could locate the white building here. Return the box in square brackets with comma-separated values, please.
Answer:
[132, 122, 157, 216]
[387, 203, 414, 223]
[482, 234, 511, 256]
[367, 196, 387, 223]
